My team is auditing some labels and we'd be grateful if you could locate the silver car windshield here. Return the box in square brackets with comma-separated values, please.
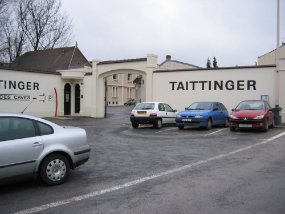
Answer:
[134, 103, 155, 110]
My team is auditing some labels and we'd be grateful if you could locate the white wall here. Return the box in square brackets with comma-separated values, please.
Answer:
[153, 67, 276, 113]
[0, 69, 61, 117]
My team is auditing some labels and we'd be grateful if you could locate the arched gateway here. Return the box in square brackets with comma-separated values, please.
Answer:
[90, 54, 158, 118]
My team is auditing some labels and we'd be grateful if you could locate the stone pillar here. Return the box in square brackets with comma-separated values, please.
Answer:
[145, 54, 158, 102]
[90, 60, 105, 118]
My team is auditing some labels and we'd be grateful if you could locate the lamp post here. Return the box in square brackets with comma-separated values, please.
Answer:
[275, 0, 280, 108]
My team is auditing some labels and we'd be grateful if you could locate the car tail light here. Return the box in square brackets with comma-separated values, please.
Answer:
[150, 113, 157, 118]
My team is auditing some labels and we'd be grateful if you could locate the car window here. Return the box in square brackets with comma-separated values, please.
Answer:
[158, 103, 165, 111]
[164, 104, 174, 112]
[37, 121, 54, 135]
[134, 103, 155, 110]
[212, 103, 219, 110]
[219, 103, 227, 111]
[236, 101, 264, 110]
[0, 117, 36, 141]
[265, 102, 271, 109]
[189, 102, 212, 110]
[0, 118, 10, 141]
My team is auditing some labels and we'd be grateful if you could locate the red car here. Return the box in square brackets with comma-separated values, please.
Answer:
[229, 100, 274, 132]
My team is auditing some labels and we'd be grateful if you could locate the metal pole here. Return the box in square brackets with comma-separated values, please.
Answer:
[104, 79, 107, 118]
[275, 0, 280, 107]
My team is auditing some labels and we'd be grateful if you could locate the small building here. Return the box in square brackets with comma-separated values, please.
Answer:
[258, 44, 285, 65]
[159, 55, 201, 70]
[0, 46, 93, 117]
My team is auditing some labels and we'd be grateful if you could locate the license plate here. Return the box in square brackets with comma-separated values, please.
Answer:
[137, 111, 147, 115]
[182, 118, 192, 122]
[239, 124, 252, 128]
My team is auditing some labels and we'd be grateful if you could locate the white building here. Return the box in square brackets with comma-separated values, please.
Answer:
[1, 46, 285, 123]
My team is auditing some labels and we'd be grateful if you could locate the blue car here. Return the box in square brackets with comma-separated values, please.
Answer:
[176, 101, 229, 130]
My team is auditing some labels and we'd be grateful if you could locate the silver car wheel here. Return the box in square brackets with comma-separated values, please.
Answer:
[40, 154, 70, 185]
[46, 159, 67, 182]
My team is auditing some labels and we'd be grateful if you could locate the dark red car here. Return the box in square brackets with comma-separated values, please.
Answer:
[229, 100, 274, 132]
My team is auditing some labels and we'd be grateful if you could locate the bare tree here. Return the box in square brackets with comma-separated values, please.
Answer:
[19, 0, 73, 51]
[0, 0, 73, 63]
[2, 18, 27, 62]
[0, 0, 11, 62]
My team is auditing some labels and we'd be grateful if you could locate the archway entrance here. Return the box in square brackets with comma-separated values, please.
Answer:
[64, 83, 71, 115]
[75, 84, 80, 113]
[91, 54, 157, 118]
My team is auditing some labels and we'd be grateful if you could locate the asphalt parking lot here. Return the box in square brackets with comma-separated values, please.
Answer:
[2, 106, 285, 214]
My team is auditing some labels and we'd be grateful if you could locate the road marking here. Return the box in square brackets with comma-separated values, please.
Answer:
[155, 127, 177, 133]
[14, 131, 285, 214]
[204, 128, 225, 136]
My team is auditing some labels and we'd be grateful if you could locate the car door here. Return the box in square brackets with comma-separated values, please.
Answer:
[0, 117, 44, 180]
[265, 102, 274, 125]
[163, 103, 176, 124]
[211, 102, 222, 125]
[157, 103, 167, 124]
[219, 103, 229, 124]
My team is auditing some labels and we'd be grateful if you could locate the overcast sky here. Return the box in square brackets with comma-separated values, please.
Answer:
[61, 0, 284, 67]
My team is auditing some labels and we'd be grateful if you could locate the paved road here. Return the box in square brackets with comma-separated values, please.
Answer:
[1, 106, 285, 214]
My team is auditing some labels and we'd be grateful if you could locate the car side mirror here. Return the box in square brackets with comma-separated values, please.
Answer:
[173, 109, 177, 112]
[213, 107, 219, 111]
[185, 107, 189, 110]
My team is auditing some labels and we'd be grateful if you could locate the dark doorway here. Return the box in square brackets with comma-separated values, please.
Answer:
[64, 83, 71, 115]
[75, 84, 80, 113]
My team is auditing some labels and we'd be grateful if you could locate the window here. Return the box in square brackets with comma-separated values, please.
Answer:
[213, 103, 219, 110]
[112, 74, 118, 80]
[164, 104, 174, 112]
[127, 88, 132, 98]
[127, 74, 132, 81]
[158, 103, 165, 111]
[0, 117, 36, 141]
[37, 122, 53, 135]
[112, 87, 118, 97]
[219, 103, 227, 111]
[134, 103, 155, 110]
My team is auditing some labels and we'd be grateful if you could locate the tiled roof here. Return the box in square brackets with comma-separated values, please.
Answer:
[9, 46, 91, 72]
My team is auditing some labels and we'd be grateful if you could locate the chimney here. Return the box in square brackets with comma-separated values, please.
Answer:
[166, 55, 171, 61]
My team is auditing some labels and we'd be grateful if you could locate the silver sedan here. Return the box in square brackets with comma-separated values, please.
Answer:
[0, 113, 90, 186]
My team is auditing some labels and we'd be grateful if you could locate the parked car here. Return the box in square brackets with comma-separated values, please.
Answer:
[229, 100, 274, 131]
[124, 99, 137, 106]
[0, 113, 90, 186]
[176, 101, 229, 130]
[130, 102, 177, 129]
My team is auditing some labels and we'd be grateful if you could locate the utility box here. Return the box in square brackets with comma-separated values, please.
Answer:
[272, 107, 282, 125]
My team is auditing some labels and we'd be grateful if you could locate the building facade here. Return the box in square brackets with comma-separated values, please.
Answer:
[1, 46, 285, 123]
[106, 73, 139, 106]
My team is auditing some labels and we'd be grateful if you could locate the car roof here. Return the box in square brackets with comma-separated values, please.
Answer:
[139, 102, 165, 104]
[0, 113, 59, 127]
[191, 101, 220, 104]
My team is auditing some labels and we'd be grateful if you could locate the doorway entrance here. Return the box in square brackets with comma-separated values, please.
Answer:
[64, 83, 71, 115]
[75, 84, 80, 113]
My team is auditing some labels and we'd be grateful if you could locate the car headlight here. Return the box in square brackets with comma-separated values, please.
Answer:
[229, 115, 237, 119]
[194, 115, 203, 118]
[254, 115, 264, 119]
[176, 114, 182, 118]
